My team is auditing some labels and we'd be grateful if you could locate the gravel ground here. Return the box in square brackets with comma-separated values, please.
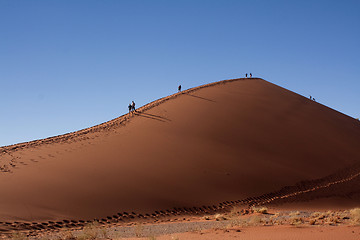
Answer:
[11, 209, 355, 239]
[30, 219, 234, 239]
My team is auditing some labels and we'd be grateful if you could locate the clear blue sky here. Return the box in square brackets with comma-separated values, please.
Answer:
[1, 0, 359, 147]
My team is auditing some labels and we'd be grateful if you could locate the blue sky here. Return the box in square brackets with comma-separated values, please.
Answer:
[0, 0, 359, 147]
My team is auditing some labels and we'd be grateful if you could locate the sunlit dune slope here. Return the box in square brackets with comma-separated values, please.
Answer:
[1, 78, 360, 221]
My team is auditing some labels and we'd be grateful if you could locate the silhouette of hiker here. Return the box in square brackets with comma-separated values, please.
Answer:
[178, 85, 182, 92]
[128, 103, 132, 115]
[245, 73, 248, 78]
[131, 101, 136, 112]
[310, 95, 312, 100]
[250, 73, 252, 78]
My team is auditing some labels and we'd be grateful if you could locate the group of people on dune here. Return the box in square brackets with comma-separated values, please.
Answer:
[128, 76, 255, 115]
[128, 101, 136, 114]
[245, 73, 252, 78]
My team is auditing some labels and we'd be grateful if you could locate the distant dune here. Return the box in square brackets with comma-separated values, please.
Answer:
[1, 78, 360, 230]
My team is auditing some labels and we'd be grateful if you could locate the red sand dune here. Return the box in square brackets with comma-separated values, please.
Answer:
[1, 78, 360, 225]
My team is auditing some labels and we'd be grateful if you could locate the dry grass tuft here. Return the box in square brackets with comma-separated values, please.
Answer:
[289, 211, 300, 217]
[251, 206, 268, 214]
[76, 222, 100, 240]
[350, 208, 360, 224]
[311, 212, 321, 218]
[214, 214, 227, 221]
[203, 215, 212, 220]
[309, 219, 316, 225]
[289, 212, 303, 226]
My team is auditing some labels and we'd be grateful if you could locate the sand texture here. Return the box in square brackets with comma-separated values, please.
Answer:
[1, 78, 360, 234]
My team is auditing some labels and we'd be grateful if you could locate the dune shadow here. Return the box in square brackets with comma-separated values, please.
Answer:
[140, 112, 171, 121]
[185, 93, 216, 103]
[134, 112, 168, 122]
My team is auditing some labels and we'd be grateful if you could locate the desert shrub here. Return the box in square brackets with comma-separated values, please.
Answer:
[289, 211, 300, 216]
[327, 216, 341, 225]
[251, 206, 268, 214]
[203, 215, 212, 220]
[311, 212, 321, 218]
[76, 223, 99, 240]
[268, 212, 281, 225]
[290, 216, 303, 226]
[214, 214, 227, 221]
[309, 219, 316, 225]
[350, 208, 360, 224]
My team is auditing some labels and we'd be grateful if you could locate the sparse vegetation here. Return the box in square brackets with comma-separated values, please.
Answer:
[75, 222, 100, 240]
[203, 215, 211, 220]
[5, 208, 359, 239]
[350, 208, 360, 224]
[309, 219, 316, 225]
[214, 213, 227, 221]
[289, 216, 303, 226]
[251, 206, 268, 214]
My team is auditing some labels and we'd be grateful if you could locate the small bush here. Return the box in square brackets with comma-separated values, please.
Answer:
[251, 206, 268, 214]
[311, 212, 321, 218]
[289, 211, 300, 217]
[215, 214, 227, 221]
[350, 208, 360, 224]
[309, 219, 316, 225]
[76, 223, 99, 240]
[290, 216, 303, 226]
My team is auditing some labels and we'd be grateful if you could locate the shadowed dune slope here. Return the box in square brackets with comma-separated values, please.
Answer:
[1, 78, 360, 222]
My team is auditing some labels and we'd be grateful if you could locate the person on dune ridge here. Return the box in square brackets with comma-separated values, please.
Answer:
[128, 103, 132, 115]
[131, 101, 136, 112]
